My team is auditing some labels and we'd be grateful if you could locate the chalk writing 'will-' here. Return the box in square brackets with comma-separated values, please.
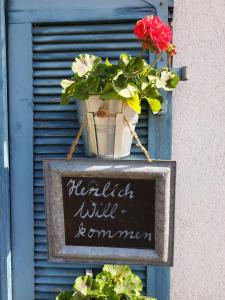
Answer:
[75, 222, 152, 242]
[67, 179, 135, 200]
[74, 201, 119, 220]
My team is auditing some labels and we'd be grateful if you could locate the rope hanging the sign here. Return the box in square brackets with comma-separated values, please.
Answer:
[123, 116, 152, 163]
[66, 114, 152, 162]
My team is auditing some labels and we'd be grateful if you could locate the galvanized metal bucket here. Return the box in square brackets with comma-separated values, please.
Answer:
[76, 96, 138, 158]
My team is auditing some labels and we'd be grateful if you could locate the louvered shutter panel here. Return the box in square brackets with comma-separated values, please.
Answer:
[33, 22, 150, 300]
[8, 1, 174, 299]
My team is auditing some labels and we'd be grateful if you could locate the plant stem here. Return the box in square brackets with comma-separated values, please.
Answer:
[149, 51, 163, 69]
[145, 51, 163, 76]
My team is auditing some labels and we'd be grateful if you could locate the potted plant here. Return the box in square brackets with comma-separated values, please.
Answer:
[61, 16, 179, 158]
[56, 264, 156, 300]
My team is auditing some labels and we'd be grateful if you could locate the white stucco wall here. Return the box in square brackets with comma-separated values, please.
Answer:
[171, 0, 225, 299]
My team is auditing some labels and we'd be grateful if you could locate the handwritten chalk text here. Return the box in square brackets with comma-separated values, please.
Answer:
[67, 179, 135, 200]
[75, 222, 151, 242]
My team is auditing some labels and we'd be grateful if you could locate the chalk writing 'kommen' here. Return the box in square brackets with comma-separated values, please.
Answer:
[75, 222, 151, 242]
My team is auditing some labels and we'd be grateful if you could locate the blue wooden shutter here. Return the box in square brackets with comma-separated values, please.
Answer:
[8, 1, 173, 300]
[33, 20, 150, 300]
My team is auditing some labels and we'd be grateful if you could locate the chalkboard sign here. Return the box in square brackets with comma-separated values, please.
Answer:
[62, 176, 155, 250]
[44, 159, 176, 265]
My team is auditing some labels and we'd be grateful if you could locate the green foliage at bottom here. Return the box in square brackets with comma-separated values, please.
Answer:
[56, 265, 156, 300]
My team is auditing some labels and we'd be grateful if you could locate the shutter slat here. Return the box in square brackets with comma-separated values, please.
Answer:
[35, 268, 87, 277]
[34, 136, 148, 146]
[34, 87, 62, 95]
[34, 128, 148, 137]
[34, 111, 77, 120]
[35, 284, 72, 293]
[33, 33, 136, 43]
[34, 146, 147, 155]
[34, 79, 63, 86]
[34, 104, 77, 112]
[34, 212, 45, 219]
[35, 292, 60, 299]
[33, 50, 146, 61]
[34, 111, 148, 120]
[34, 69, 73, 78]
[33, 42, 140, 52]
[33, 23, 135, 35]
[35, 229, 46, 236]
[34, 204, 45, 212]
[34, 97, 62, 103]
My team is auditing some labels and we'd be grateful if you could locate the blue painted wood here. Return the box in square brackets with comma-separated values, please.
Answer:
[8, 23, 34, 300]
[147, 2, 171, 300]
[32, 21, 150, 299]
[0, 1, 12, 299]
[32, 23, 136, 35]
[33, 42, 141, 52]
[7, 1, 172, 299]
[8, 0, 158, 23]
[146, 266, 157, 298]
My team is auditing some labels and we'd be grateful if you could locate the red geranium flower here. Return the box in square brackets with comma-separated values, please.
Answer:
[134, 19, 147, 39]
[134, 15, 174, 54]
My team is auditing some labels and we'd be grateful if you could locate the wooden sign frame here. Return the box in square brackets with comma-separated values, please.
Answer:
[44, 159, 176, 265]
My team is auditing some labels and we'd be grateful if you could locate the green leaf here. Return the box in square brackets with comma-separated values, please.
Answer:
[141, 81, 149, 91]
[113, 73, 127, 88]
[148, 68, 157, 77]
[60, 79, 76, 104]
[74, 275, 92, 296]
[61, 92, 70, 105]
[70, 294, 82, 300]
[103, 265, 132, 278]
[72, 54, 102, 77]
[73, 81, 89, 100]
[125, 93, 141, 114]
[113, 83, 138, 98]
[87, 76, 101, 94]
[125, 56, 145, 75]
[160, 70, 172, 82]
[91, 63, 107, 76]
[100, 83, 124, 101]
[118, 53, 131, 68]
[56, 291, 73, 300]
[136, 297, 157, 300]
[61, 79, 74, 89]
[141, 84, 160, 98]
[166, 74, 179, 89]
[155, 70, 179, 91]
[56, 265, 157, 300]
[105, 57, 112, 66]
[145, 97, 162, 114]
[95, 271, 115, 297]
[74, 275, 106, 299]
[114, 273, 142, 297]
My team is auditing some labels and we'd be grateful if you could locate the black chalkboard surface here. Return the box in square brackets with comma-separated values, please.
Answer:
[62, 176, 155, 250]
